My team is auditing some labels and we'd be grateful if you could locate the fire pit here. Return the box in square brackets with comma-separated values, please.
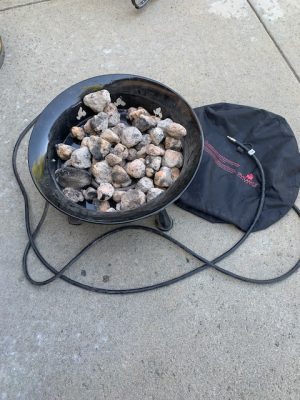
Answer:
[28, 74, 203, 228]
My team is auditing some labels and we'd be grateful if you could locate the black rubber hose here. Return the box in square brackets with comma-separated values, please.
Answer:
[12, 117, 300, 294]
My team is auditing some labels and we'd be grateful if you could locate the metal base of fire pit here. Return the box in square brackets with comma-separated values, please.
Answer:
[68, 209, 173, 231]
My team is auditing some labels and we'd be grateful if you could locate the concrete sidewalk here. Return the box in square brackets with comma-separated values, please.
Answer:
[0, 1, 299, 399]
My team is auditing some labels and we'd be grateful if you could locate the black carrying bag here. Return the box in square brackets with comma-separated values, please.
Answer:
[176, 103, 300, 232]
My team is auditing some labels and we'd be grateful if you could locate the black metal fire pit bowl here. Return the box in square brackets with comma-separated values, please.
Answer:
[28, 74, 203, 227]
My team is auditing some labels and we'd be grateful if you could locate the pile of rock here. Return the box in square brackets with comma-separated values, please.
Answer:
[55, 89, 187, 212]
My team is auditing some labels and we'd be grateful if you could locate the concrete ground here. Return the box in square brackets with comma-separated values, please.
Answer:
[0, 0, 299, 399]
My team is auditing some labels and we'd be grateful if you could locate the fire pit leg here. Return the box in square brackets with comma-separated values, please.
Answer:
[155, 209, 173, 232]
[68, 216, 83, 225]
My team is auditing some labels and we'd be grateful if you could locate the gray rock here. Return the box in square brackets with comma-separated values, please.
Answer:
[83, 90, 111, 113]
[164, 136, 182, 151]
[127, 148, 138, 161]
[120, 189, 146, 211]
[104, 103, 120, 127]
[146, 167, 155, 178]
[55, 167, 92, 189]
[162, 149, 183, 168]
[99, 138, 111, 157]
[105, 153, 123, 167]
[149, 127, 165, 145]
[154, 167, 173, 188]
[84, 136, 103, 161]
[91, 160, 112, 184]
[165, 122, 187, 139]
[111, 123, 126, 137]
[70, 147, 91, 169]
[120, 126, 143, 148]
[147, 188, 165, 202]
[107, 208, 117, 212]
[132, 115, 157, 132]
[101, 129, 120, 144]
[136, 146, 148, 158]
[146, 144, 165, 156]
[112, 143, 129, 160]
[83, 118, 96, 135]
[136, 177, 154, 193]
[112, 190, 126, 203]
[71, 126, 85, 141]
[145, 155, 162, 171]
[82, 187, 97, 201]
[135, 134, 151, 151]
[157, 118, 173, 131]
[112, 165, 131, 185]
[56, 144, 75, 161]
[97, 182, 114, 200]
[90, 112, 109, 133]
[126, 159, 146, 179]
[63, 187, 84, 203]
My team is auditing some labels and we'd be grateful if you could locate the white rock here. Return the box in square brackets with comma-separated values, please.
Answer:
[83, 90, 111, 113]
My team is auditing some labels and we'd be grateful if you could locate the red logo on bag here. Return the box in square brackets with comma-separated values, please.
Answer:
[245, 173, 254, 181]
[204, 141, 259, 188]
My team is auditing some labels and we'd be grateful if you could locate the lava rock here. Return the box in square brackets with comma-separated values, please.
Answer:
[83, 118, 96, 135]
[162, 149, 183, 168]
[165, 122, 187, 139]
[145, 155, 162, 171]
[112, 165, 131, 185]
[146, 144, 165, 156]
[71, 126, 85, 141]
[136, 146, 148, 158]
[165, 136, 182, 151]
[90, 112, 109, 133]
[97, 182, 114, 200]
[63, 187, 84, 203]
[70, 147, 91, 169]
[91, 160, 112, 184]
[55, 167, 92, 189]
[101, 129, 120, 144]
[104, 103, 120, 127]
[136, 177, 154, 193]
[132, 114, 157, 132]
[98, 200, 111, 212]
[136, 134, 151, 151]
[147, 188, 165, 202]
[111, 123, 126, 137]
[120, 189, 146, 211]
[56, 144, 75, 161]
[157, 118, 173, 131]
[120, 126, 143, 148]
[146, 167, 154, 178]
[105, 153, 123, 167]
[126, 159, 146, 179]
[83, 90, 111, 113]
[127, 107, 150, 121]
[99, 138, 111, 157]
[113, 190, 126, 203]
[154, 167, 173, 188]
[83, 136, 103, 160]
[127, 148, 138, 161]
[171, 167, 181, 181]
[82, 187, 97, 201]
[112, 143, 129, 160]
[149, 127, 165, 145]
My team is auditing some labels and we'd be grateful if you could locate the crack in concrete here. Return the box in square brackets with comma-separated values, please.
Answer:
[246, 0, 300, 84]
[0, 0, 51, 12]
